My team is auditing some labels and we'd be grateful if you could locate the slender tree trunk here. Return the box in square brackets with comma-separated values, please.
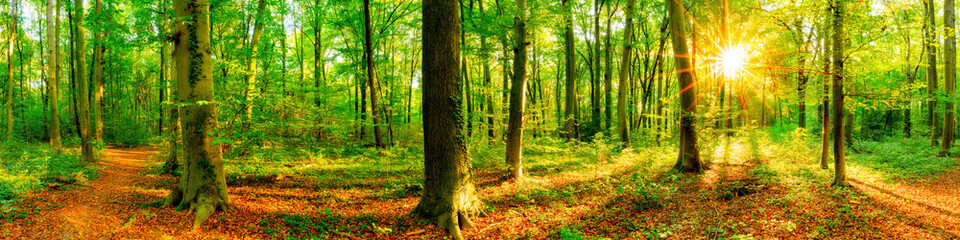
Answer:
[563, 0, 578, 140]
[5, 1, 16, 142]
[927, 0, 941, 144]
[496, 1, 510, 138]
[820, 17, 831, 170]
[47, 0, 60, 147]
[414, 0, 482, 238]
[243, 0, 266, 123]
[280, 13, 287, 96]
[73, 0, 92, 162]
[314, 0, 325, 105]
[618, 0, 634, 145]
[505, 0, 527, 180]
[93, 0, 104, 142]
[832, 0, 849, 187]
[364, 0, 385, 148]
[157, 0, 228, 231]
[603, 4, 613, 131]
[943, 0, 957, 155]
[480, 0, 494, 140]
[590, 0, 601, 132]
[669, 0, 701, 173]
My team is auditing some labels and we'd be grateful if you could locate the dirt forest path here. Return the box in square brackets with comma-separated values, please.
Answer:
[12, 147, 159, 239]
[850, 166, 960, 239]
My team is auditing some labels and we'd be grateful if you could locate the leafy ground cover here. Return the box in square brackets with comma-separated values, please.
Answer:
[0, 130, 958, 239]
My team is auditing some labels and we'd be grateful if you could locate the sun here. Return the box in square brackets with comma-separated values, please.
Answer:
[717, 45, 749, 79]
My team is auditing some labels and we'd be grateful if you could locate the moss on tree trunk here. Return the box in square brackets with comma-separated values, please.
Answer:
[156, 0, 229, 231]
[416, 0, 483, 238]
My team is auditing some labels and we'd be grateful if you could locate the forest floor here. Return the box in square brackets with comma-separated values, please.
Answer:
[1, 134, 960, 239]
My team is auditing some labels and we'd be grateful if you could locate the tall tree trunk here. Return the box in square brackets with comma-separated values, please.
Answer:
[798, 33, 808, 129]
[590, 0, 601, 132]
[157, 0, 228, 231]
[563, 0, 578, 140]
[603, 4, 612, 131]
[943, 0, 957, 155]
[47, 0, 60, 147]
[927, 0, 941, 144]
[832, 0, 849, 187]
[74, 0, 92, 162]
[618, 0, 634, 145]
[497, 2, 510, 139]
[5, 0, 15, 142]
[243, 0, 266, 122]
[505, 0, 527, 180]
[93, 0, 104, 142]
[280, 12, 287, 96]
[820, 17, 831, 170]
[669, 0, 701, 173]
[314, 0, 325, 106]
[414, 0, 481, 238]
[364, 0, 385, 148]
[480, 0, 494, 140]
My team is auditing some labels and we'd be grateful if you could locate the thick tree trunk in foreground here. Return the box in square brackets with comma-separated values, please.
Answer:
[74, 0, 92, 162]
[46, 0, 60, 147]
[942, 0, 957, 155]
[158, 0, 229, 231]
[832, 0, 849, 187]
[414, 0, 482, 239]
[364, 0, 386, 148]
[505, 0, 527, 180]
[669, 0, 701, 173]
[618, 0, 634, 145]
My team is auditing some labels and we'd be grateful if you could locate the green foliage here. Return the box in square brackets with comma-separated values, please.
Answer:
[556, 225, 584, 240]
[618, 173, 666, 211]
[851, 137, 959, 181]
[0, 141, 93, 200]
[258, 208, 384, 239]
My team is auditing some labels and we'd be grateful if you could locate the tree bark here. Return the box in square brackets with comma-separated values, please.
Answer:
[92, 0, 104, 142]
[618, 0, 634, 145]
[73, 0, 92, 162]
[943, 0, 956, 155]
[820, 16, 831, 170]
[414, 0, 482, 238]
[505, 0, 527, 180]
[669, 0, 701, 173]
[563, 0, 578, 140]
[480, 0, 495, 140]
[5, 0, 16, 142]
[46, 0, 60, 147]
[603, 2, 613, 131]
[243, 0, 266, 122]
[364, 0, 386, 148]
[926, 0, 941, 144]
[590, 0, 601, 132]
[157, 0, 229, 231]
[832, 0, 849, 187]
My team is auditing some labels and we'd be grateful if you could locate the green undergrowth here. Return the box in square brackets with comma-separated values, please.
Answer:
[258, 208, 390, 239]
[849, 137, 958, 182]
[0, 141, 95, 220]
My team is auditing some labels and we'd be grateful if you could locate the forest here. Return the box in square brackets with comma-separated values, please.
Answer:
[0, 0, 959, 238]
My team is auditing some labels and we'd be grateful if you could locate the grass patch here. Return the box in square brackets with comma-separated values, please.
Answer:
[849, 137, 958, 181]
